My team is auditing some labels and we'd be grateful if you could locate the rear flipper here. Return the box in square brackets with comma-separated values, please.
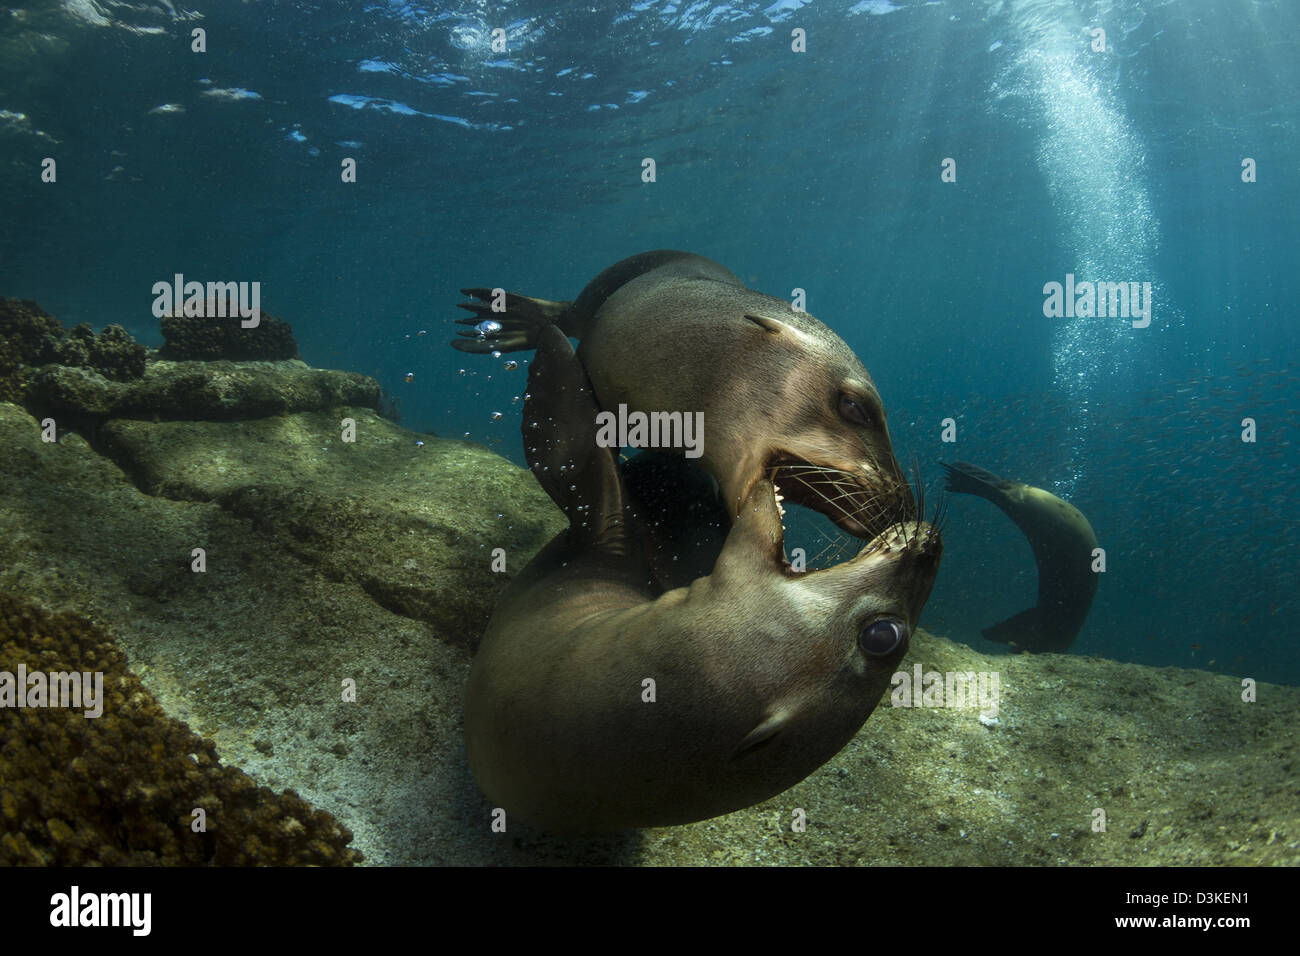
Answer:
[451, 289, 572, 353]
[980, 606, 1043, 651]
[983, 606, 1072, 653]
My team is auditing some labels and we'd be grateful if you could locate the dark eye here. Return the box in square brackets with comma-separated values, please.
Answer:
[839, 394, 872, 427]
[858, 619, 907, 657]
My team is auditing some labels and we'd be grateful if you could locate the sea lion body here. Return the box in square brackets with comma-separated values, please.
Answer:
[454, 251, 912, 538]
[942, 461, 1098, 653]
[464, 325, 941, 833]
[467, 492, 937, 831]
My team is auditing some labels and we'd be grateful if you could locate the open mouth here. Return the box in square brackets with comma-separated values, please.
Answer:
[765, 454, 915, 543]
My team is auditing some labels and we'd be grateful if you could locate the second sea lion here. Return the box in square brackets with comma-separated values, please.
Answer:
[942, 461, 1099, 653]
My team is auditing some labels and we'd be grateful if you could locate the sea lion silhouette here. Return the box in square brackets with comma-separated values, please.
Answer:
[942, 461, 1098, 653]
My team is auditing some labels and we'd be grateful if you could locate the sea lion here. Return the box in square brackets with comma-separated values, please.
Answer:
[464, 325, 942, 832]
[941, 461, 1098, 653]
[452, 250, 913, 543]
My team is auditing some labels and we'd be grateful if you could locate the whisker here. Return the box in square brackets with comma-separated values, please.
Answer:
[808, 535, 850, 567]
[768, 459, 917, 541]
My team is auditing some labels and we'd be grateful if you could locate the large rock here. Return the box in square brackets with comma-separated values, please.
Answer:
[29, 358, 384, 420]
[0, 398, 563, 864]
[97, 407, 560, 645]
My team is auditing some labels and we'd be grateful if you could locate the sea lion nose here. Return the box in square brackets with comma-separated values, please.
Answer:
[858, 618, 907, 657]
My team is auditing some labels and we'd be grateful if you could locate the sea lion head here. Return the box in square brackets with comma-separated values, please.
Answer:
[714, 307, 915, 545]
[576, 271, 914, 546]
[681, 476, 942, 805]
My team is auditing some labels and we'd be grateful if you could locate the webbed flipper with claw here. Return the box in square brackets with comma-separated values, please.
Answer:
[451, 289, 574, 353]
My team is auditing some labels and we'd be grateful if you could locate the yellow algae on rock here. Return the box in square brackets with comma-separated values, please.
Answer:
[0, 593, 362, 866]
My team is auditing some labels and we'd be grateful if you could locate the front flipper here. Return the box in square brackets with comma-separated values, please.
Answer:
[451, 289, 572, 353]
[522, 324, 625, 547]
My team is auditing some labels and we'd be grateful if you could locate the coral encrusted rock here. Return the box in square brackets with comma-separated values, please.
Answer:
[0, 593, 362, 866]
[159, 310, 299, 361]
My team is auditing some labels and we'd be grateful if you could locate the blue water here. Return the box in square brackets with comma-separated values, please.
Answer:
[2, 0, 1297, 682]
